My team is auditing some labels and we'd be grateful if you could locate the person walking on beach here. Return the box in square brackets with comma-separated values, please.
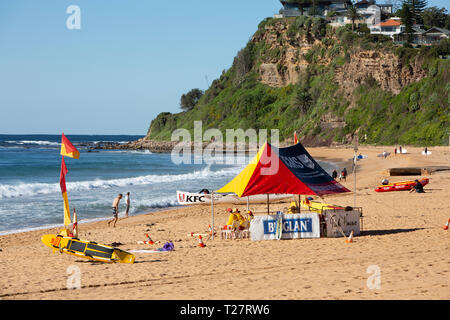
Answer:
[125, 192, 130, 218]
[340, 168, 347, 181]
[108, 194, 122, 227]
[332, 170, 338, 180]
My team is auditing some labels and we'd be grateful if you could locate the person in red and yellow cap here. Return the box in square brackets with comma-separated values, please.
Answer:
[224, 208, 239, 229]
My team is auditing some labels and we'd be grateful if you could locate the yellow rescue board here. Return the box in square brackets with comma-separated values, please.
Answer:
[301, 200, 344, 213]
[41, 234, 135, 264]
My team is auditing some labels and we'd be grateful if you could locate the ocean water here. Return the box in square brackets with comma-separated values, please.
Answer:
[0, 134, 337, 235]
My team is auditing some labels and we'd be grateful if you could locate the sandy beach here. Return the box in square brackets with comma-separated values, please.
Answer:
[0, 145, 449, 300]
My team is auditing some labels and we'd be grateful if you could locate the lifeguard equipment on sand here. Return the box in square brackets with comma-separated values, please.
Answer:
[345, 231, 354, 243]
[374, 178, 429, 192]
[41, 234, 135, 263]
[215, 141, 351, 240]
[300, 199, 363, 238]
[444, 219, 449, 230]
[198, 235, 206, 247]
[136, 233, 155, 244]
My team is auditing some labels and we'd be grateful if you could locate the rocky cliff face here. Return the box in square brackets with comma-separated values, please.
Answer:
[334, 50, 427, 95]
[252, 19, 426, 95]
[252, 20, 316, 87]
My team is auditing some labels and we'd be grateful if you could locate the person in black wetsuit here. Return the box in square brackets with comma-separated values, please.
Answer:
[409, 180, 425, 193]
[332, 170, 338, 180]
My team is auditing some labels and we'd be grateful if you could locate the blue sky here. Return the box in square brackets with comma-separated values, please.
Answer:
[0, 0, 448, 135]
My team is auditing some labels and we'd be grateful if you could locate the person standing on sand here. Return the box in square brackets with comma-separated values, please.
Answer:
[332, 170, 338, 180]
[340, 168, 347, 181]
[125, 192, 130, 218]
[108, 194, 122, 227]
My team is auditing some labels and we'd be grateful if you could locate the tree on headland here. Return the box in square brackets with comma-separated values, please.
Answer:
[421, 7, 450, 29]
[404, 0, 427, 24]
[292, 87, 312, 114]
[180, 88, 204, 111]
[399, 2, 415, 44]
[347, 5, 362, 32]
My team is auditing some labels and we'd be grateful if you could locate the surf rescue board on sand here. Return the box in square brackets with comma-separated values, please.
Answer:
[41, 234, 135, 264]
[374, 178, 429, 193]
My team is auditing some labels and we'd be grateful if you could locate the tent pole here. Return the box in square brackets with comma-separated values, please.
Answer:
[298, 194, 301, 213]
[267, 194, 269, 214]
[247, 196, 249, 212]
[211, 191, 214, 240]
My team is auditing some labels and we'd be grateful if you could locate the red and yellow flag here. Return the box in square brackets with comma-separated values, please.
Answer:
[60, 156, 72, 227]
[61, 133, 80, 159]
[294, 131, 298, 144]
[59, 134, 80, 230]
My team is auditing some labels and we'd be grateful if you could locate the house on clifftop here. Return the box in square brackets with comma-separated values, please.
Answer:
[277, 0, 352, 17]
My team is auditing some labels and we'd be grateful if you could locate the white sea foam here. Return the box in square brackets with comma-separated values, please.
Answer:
[0, 166, 242, 199]
[7, 140, 61, 146]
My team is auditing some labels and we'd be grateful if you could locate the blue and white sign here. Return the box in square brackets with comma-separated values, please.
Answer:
[250, 213, 320, 240]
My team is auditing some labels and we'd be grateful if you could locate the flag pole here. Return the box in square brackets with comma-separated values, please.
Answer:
[353, 137, 358, 207]
[211, 191, 214, 240]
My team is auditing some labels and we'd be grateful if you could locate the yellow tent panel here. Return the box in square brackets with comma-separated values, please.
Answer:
[215, 142, 267, 197]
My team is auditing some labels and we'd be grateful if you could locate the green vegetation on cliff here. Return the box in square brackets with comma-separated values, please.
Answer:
[147, 16, 450, 146]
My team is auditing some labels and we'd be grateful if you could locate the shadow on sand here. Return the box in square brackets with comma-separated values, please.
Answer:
[361, 228, 424, 236]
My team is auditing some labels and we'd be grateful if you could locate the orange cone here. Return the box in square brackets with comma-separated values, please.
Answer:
[345, 231, 354, 243]
[444, 219, 450, 230]
[145, 233, 154, 245]
[198, 235, 206, 247]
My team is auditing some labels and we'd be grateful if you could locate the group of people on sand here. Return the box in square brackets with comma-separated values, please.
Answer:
[332, 168, 347, 182]
[224, 208, 254, 231]
[108, 192, 131, 228]
[394, 145, 404, 155]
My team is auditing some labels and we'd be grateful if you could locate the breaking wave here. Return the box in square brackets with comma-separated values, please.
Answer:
[0, 166, 241, 199]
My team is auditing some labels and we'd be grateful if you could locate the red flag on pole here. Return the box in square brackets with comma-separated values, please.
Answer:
[61, 133, 80, 159]
[60, 157, 71, 227]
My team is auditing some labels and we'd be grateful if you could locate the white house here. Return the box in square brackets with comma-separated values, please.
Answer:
[370, 18, 405, 39]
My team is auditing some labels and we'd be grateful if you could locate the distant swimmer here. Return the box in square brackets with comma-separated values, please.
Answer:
[108, 194, 122, 227]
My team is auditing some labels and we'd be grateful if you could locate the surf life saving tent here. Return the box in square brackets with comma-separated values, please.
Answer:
[216, 141, 350, 198]
[207, 141, 350, 240]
